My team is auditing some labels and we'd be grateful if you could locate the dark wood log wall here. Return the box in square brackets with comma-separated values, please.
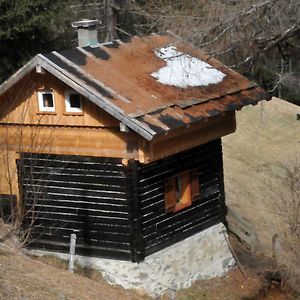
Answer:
[137, 138, 226, 257]
[19, 138, 225, 262]
[20, 153, 132, 260]
[0, 194, 16, 220]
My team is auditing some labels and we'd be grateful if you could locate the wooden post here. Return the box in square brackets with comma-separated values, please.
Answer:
[68, 233, 77, 273]
[126, 160, 145, 262]
[218, 139, 227, 225]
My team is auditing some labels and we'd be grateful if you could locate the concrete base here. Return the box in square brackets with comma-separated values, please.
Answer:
[30, 223, 235, 297]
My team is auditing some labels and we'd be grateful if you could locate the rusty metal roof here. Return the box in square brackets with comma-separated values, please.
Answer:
[0, 34, 271, 140]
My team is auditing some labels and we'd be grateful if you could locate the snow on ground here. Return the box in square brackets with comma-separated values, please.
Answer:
[151, 46, 226, 88]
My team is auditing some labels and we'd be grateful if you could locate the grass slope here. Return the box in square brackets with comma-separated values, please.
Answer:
[223, 97, 300, 256]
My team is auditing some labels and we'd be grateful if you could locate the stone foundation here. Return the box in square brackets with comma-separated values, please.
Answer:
[30, 223, 235, 297]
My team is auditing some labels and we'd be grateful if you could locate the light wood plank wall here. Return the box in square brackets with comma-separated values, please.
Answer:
[0, 71, 119, 127]
[140, 112, 236, 163]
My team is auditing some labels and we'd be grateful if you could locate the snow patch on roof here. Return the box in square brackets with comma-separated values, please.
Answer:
[151, 46, 226, 88]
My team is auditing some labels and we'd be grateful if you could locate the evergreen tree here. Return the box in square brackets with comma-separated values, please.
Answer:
[0, 0, 72, 83]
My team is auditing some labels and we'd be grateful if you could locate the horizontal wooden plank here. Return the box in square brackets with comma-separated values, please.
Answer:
[139, 168, 220, 190]
[24, 194, 127, 208]
[21, 157, 124, 169]
[139, 178, 220, 208]
[31, 239, 131, 253]
[144, 217, 220, 255]
[140, 140, 221, 171]
[139, 187, 164, 202]
[23, 213, 130, 226]
[139, 138, 221, 177]
[25, 198, 128, 211]
[26, 218, 130, 234]
[24, 185, 127, 201]
[28, 240, 132, 260]
[30, 226, 130, 244]
[145, 212, 220, 246]
[143, 208, 220, 241]
[21, 152, 123, 163]
[22, 172, 126, 185]
[21, 165, 126, 179]
[141, 194, 220, 225]
[23, 180, 127, 193]
[142, 202, 220, 238]
[25, 204, 129, 218]
[145, 113, 234, 163]
[138, 164, 221, 194]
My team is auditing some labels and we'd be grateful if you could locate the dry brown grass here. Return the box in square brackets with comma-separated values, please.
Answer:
[0, 233, 151, 300]
[223, 97, 300, 297]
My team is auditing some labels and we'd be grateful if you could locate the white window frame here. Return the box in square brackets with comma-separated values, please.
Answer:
[38, 90, 55, 112]
[65, 90, 82, 113]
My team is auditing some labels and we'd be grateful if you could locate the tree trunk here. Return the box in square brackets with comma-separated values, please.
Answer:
[104, 0, 117, 41]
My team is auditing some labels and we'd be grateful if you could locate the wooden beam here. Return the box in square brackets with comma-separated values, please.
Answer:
[143, 112, 236, 163]
[0, 125, 140, 159]
[0, 57, 37, 97]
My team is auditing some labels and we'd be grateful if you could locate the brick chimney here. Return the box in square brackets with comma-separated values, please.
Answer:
[72, 19, 99, 47]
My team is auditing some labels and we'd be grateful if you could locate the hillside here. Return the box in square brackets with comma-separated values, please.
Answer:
[0, 227, 148, 300]
[223, 97, 300, 258]
[0, 225, 287, 300]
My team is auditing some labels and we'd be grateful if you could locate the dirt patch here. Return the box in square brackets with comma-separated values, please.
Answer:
[175, 236, 290, 300]
[175, 269, 287, 300]
[14, 235, 290, 300]
[0, 245, 150, 300]
[34, 255, 105, 282]
[0, 225, 295, 299]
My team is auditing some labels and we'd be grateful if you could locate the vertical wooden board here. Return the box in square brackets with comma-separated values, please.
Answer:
[125, 160, 145, 262]
[190, 168, 200, 200]
[164, 178, 176, 213]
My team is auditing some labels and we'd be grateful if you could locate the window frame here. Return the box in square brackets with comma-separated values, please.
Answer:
[65, 90, 83, 113]
[37, 90, 55, 113]
[165, 169, 200, 213]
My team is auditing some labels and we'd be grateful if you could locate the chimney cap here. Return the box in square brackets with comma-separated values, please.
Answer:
[72, 19, 100, 29]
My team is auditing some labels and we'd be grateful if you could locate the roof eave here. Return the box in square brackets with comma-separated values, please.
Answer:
[0, 57, 37, 96]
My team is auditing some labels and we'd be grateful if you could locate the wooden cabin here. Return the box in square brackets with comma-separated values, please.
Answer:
[0, 26, 270, 262]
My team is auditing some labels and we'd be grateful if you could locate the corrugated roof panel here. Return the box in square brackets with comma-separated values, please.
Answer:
[135, 86, 269, 134]
[43, 52, 114, 100]
[49, 35, 265, 115]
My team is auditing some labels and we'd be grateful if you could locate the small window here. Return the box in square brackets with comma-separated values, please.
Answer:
[65, 91, 82, 113]
[165, 169, 199, 213]
[38, 91, 55, 112]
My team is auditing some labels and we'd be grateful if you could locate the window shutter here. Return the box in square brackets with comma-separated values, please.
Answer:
[165, 178, 176, 212]
[190, 169, 200, 201]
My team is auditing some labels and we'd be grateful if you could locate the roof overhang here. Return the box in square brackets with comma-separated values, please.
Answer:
[0, 57, 37, 96]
